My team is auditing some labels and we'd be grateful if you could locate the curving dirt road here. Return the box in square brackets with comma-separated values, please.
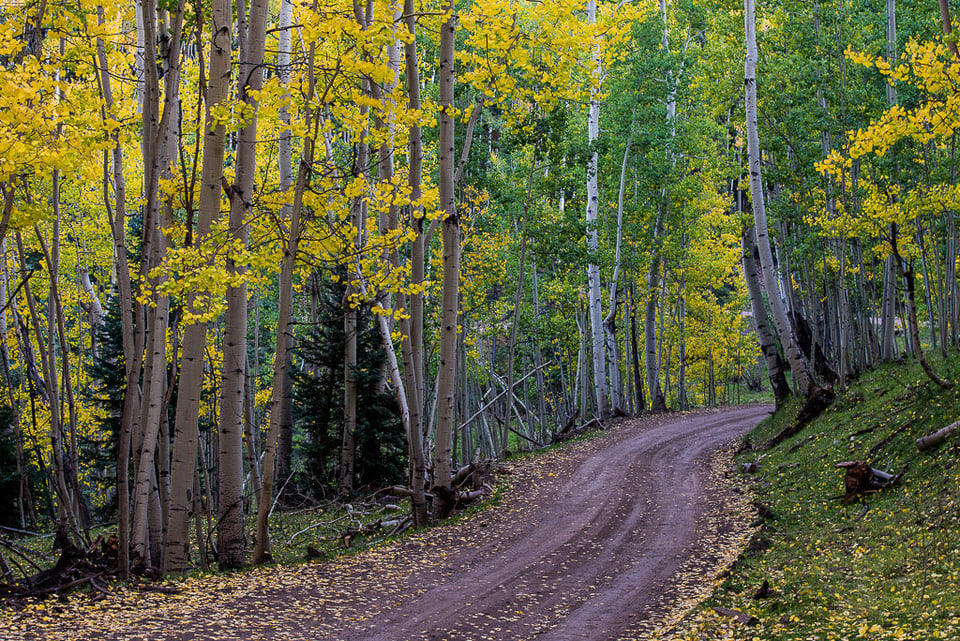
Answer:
[339, 405, 769, 641]
[7, 405, 770, 641]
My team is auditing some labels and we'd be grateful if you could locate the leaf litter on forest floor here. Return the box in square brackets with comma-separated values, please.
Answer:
[2, 411, 761, 641]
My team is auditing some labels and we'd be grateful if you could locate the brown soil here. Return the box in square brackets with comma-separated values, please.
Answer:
[4, 405, 770, 641]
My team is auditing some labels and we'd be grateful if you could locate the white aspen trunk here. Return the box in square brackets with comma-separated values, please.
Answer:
[503, 217, 527, 453]
[79, 269, 103, 350]
[890, 223, 953, 388]
[503, 167, 535, 452]
[644, 231, 666, 411]
[95, 4, 139, 576]
[603, 124, 632, 415]
[218, 0, 269, 570]
[254, 30, 314, 563]
[629, 283, 645, 412]
[129, 0, 161, 563]
[585, 0, 609, 419]
[433, 0, 459, 515]
[678, 269, 687, 410]
[134, 0, 145, 112]
[401, 0, 428, 525]
[745, 0, 815, 397]
[340, 292, 358, 493]
[340, 0, 373, 495]
[880, 255, 898, 360]
[643, 0, 683, 414]
[885, 0, 897, 105]
[579, 306, 590, 417]
[742, 226, 791, 402]
[165, 0, 230, 573]
[531, 261, 547, 441]
[130, 0, 185, 571]
[274, 0, 296, 484]
[15, 233, 79, 539]
[880, 0, 899, 361]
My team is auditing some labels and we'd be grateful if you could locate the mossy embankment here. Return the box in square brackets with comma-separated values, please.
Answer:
[668, 356, 960, 641]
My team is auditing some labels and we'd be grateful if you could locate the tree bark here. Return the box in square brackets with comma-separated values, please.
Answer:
[644, 231, 667, 412]
[399, 0, 429, 526]
[890, 223, 953, 389]
[274, 0, 296, 488]
[917, 419, 959, 450]
[744, 0, 816, 398]
[938, 0, 958, 57]
[165, 0, 231, 574]
[585, 0, 609, 419]
[218, 0, 269, 570]
[603, 123, 633, 415]
[95, 3, 141, 577]
[254, 23, 315, 563]
[433, 0, 459, 516]
[742, 226, 791, 403]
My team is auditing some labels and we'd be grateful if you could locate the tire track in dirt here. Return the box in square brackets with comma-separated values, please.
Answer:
[343, 405, 769, 641]
[4, 406, 769, 641]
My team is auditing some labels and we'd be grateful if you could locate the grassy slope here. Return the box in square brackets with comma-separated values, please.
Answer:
[667, 355, 960, 641]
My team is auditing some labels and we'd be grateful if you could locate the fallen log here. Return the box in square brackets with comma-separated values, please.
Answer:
[451, 463, 476, 488]
[916, 419, 960, 451]
[551, 417, 604, 444]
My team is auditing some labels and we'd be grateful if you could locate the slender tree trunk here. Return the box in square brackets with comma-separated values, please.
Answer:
[890, 223, 953, 388]
[254, 27, 316, 563]
[96, 4, 140, 576]
[644, 236, 667, 412]
[217, 0, 269, 570]
[274, 0, 296, 488]
[165, 0, 231, 573]
[629, 283, 645, 413]
[744, 0, 816, 397]
[433, 0, 459, 516]
[340, 287, 358, 493]
[742, 226, 791, 403]
[340, 0, 374, 494]
[603, 124, 633, 415]
[585, 0, 609, 419]
[880, 256, 898, 360]
[16, 233, 82, 540]
[36, 222, 90, 536]
[400, 0, 428, 526]
[939, 0, 958, 57]
[503, 168, 535, 453]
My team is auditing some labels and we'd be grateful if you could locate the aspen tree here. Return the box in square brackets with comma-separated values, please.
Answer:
[255, 4, 316, 563]
[744, 0, 815, 398]
[165, 0, 232, 573]
[218, 0, 270, 570]
[399, 0, 429, 526]
[585, 0, 609, 419]
[274, 0, 296, 485]
[132, 0, 185, 568]
[741, 225, 790, 403]
[433, 0, 459, 515]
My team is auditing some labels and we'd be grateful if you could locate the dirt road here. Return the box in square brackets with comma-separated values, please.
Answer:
[7, 405, 770, 641]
